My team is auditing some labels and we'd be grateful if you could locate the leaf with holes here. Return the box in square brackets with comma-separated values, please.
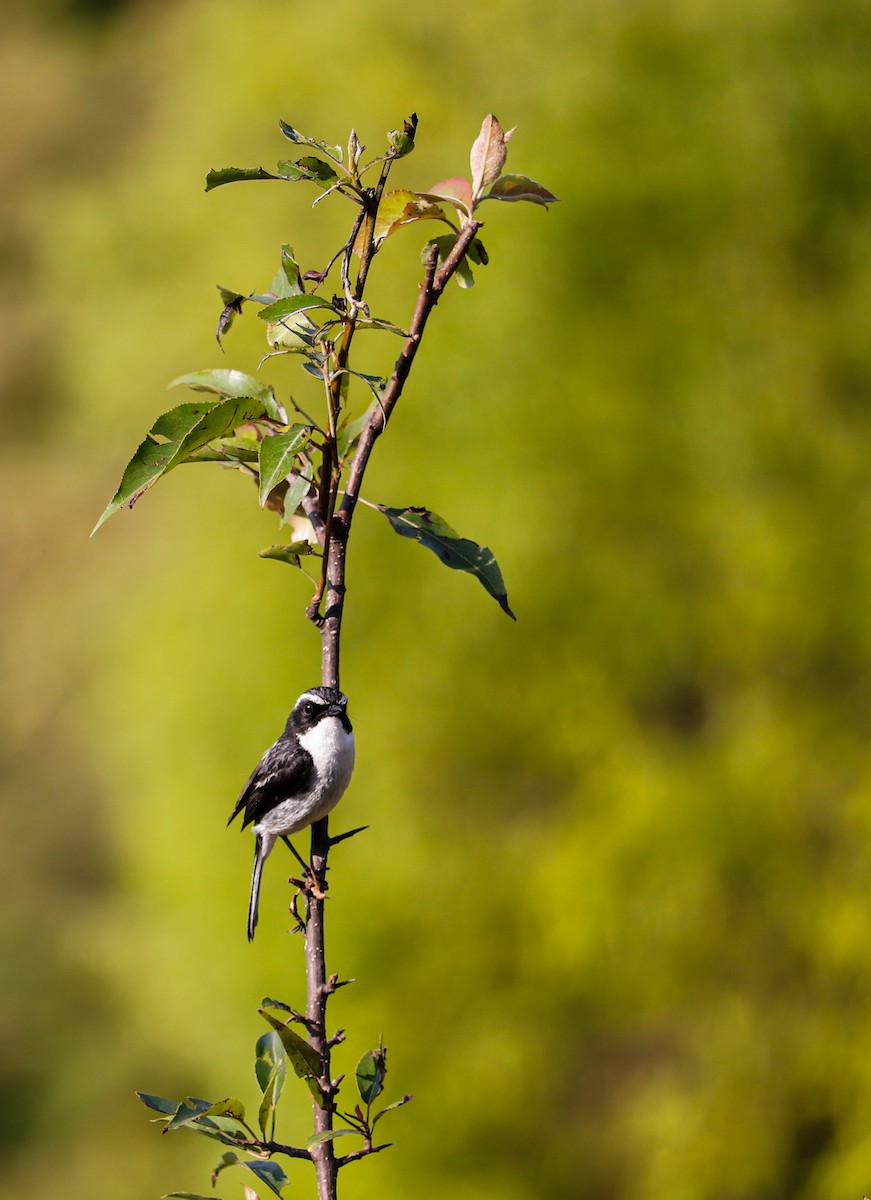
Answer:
[206, 166, 283, 191]
[376, 505, 516, 619]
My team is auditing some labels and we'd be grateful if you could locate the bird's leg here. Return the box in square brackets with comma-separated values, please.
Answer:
[282, 835, 311, 873]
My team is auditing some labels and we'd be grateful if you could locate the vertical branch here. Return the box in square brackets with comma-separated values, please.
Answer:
[306, 815, 337, 1200]
[302, 182, 481, 1200]
[303, 160, 395, 1200]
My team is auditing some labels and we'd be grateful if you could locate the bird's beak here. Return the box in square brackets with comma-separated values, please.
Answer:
[327, 703, 345, 717]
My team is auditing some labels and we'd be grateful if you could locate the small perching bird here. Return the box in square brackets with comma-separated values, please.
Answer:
[228, 686, 356, 940]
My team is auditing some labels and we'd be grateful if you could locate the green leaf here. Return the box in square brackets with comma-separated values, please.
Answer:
[306, 1128, 358, 1147]
[466, 237, 489, 266]
[278, 120, 344, 163]
[185, 435, 260, 464]
[257, 295, 337, 323]
[169, 368, 274, 405]
[356, 1048, 387, 1106]
[276, 157, 339, 189]
[387, 113, 417, 159]
[200, 1098, 245, 1121]
[197, 1115, 250, 1145]
[261, 996, 303, 1016]
[420, 233, 476, 286]
[137, 1092, 178, 1115]
[281, 472, 313, 523]
[164, 1193, 228, 1199]
[258, 1060, 286, 1140]
[373, 1094, 413, 1126]
[455, 257, 476, 288]
[244, 1159, 290, 1197]
[266, 245, 305, 300]
[211, 1151, 240, 1185]
[206, 166, 282, 191]
[376, 505, 516, 619]
[259, 542, 317, 567]
[93, 393, 268, 533]
[255, 1030, 287, 1093]
[337, 404, 378, 458]
[470, 114, 514, 201]
[165, 1096, 212, 1131]
[479, 173, 559, 208]
[259, 1009, 322, 1079]
[255, 1030, 287, 1139]
[258, 425, 311, 506]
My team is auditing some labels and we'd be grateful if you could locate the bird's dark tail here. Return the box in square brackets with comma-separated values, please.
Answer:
[248, 835, 266, 941]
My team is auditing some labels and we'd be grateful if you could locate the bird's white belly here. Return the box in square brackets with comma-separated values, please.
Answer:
[254, 717, 355, 837]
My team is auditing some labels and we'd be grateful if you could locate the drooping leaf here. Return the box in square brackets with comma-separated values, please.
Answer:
[255, 1030, 287, 1094]
[137, 1092, 178, 1115]
[282, 472, 314, 523]
[470, 115, 514, 201]
[91, 437, 177, 534]
[466, 237, 489, 266]
[258, 1009, 323, 1079]
[258, 1061, 285, 1140]
[480, 173, 559, 208]
[212, 1152, 240, 1186]
[258, 426, 311, 507]
[376, 505, 516, 619]
[243, 1159, 290, 1197]
[206, 166, 282, 191]
[93, 393, 268, 533]
[216, 287, 246, 347]
[355, 1048, 387, 1106]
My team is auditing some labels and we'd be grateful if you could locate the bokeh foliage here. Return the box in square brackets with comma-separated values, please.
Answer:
[3, 0, 871, 1198]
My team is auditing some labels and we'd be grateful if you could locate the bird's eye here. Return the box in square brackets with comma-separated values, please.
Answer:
[303, 702, 315, 716]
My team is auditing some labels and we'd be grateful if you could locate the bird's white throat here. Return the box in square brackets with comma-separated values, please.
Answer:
[299, 716, 356, 794]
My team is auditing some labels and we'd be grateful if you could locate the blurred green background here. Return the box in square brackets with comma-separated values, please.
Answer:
[3, 0, 871, 1197]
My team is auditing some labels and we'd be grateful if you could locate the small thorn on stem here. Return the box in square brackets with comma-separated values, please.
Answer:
[329, 824, 369, 847]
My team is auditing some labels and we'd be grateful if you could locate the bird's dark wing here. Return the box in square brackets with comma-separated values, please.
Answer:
[227, 740, 315, 828]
